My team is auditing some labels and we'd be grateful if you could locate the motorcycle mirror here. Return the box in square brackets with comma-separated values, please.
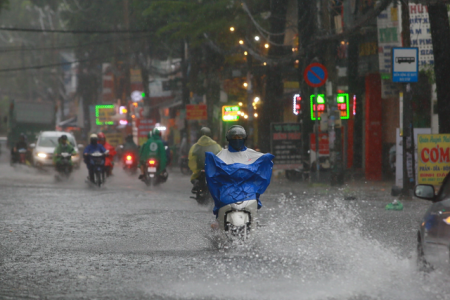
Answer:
[29, 143, 36, 148]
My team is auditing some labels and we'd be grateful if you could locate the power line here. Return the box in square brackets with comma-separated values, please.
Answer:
[0, 27, 150, 34]
[0, 34, 152, 53]
[0, 51, 181, 75]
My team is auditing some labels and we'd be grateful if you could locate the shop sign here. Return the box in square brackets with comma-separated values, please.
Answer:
[222, 105, 240, 122]
[417, 134, 450, 186]
[95, 105, 115, 126]
[186, 104, 207, 120]
[270, 123, 302, 170]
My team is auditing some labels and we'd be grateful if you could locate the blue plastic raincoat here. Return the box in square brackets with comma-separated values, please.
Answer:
[205, 148, 274, 216]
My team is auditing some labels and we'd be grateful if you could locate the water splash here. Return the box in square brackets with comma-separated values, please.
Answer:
[146, 193, 450, 300]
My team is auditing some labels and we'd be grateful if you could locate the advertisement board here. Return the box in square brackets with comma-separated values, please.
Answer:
[270, 123, 302, 170]
[395, 128, 431, 188]
[95, 105, 115, 126]
[417, 134, 450, 186]
[222, 105, 240, 121]
[186, 104, 207, 120]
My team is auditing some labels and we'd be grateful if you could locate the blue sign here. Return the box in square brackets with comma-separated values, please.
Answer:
[392, 47, 419, 83]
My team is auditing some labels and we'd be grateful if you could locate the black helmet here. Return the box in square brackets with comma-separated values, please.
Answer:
[200, 127, 212, 137]
[226, 125, 247, 140]
[61, 135, 68, 141]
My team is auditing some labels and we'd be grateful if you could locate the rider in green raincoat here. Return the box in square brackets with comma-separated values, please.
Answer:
[139, 128, 167, 177]
[53, 135, 76, 169]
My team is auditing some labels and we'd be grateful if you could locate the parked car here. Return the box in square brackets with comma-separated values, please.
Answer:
[31, 131, 82, 169]
[414, 172, 450, 270]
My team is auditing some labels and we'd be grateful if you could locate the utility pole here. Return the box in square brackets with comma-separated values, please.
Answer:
[401, 0, 415, 196]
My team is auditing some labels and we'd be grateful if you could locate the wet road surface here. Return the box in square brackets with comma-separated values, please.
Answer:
[1, 152, 450, 299]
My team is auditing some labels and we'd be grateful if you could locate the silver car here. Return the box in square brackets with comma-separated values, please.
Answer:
[415, 174, 450, 270]
[32, 131, 82, 169]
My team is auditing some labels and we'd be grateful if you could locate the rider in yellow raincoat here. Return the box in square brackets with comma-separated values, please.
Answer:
[188, 127, 222, 190]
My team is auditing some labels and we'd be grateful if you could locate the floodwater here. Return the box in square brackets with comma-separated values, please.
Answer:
[0, 150, 449, 299]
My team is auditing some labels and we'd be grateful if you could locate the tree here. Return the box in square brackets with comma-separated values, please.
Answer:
[428, 3, 450, 133]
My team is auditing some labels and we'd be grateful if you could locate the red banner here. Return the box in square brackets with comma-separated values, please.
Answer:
[186, 104, 207, 120]
[135, 118, 155, 146]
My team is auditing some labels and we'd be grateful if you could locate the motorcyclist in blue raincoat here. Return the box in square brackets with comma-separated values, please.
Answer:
[205, 125, 274, 217]
[83, 134, 107, 183]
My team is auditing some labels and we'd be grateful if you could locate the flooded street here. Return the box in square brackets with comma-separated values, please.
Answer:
[1, 151, 448, 300]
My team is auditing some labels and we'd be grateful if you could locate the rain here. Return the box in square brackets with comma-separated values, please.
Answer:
[2, 1, 450, 299]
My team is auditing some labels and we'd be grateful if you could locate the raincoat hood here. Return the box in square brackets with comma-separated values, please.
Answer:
[196, 135, 218, 147]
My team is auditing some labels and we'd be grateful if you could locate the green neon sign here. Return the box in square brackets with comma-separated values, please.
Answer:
[310, 94, 325, 120]
[95, 105, 115, 125]
[336, 93, 350, 120]
[310, 93, 350, 120]
[222, 105, 240, 122]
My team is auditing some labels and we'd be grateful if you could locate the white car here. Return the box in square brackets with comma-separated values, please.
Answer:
[32, 131, 82, 169]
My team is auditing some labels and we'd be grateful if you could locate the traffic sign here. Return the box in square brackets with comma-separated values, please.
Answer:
[392, 47, 418, 83]
[304, 63, 328, 87]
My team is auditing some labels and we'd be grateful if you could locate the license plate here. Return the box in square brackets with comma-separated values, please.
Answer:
[125, 160, 133, 165]
[148, 167, 156, 172]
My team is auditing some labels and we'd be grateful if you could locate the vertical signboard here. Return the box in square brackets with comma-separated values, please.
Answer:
[409, 4, 435, 68]
[377, 3, 401, 98]
[270, 123, 302, 170]
[136, 118, 155, 145]
[417, 134, 450, 186]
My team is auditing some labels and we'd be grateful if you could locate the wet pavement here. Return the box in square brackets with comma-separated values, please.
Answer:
[1, 150, 450, 300]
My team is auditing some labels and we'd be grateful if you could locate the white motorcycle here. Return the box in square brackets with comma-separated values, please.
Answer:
[216, 199, 258, 240]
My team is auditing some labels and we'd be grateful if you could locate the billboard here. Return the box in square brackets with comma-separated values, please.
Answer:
[270, 123, 302, 170]
[186, 104, 207, 120]
[417, 134, 450, 186]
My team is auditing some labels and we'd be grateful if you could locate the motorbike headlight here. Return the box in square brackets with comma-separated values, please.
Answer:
[37, 153, 47, 158]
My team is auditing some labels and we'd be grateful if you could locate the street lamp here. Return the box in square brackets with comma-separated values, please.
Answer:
[239, 40, 244, 45]
[243, 82, 248, 88]
[230, 27, 235, 32]
[254, 113, 258, 118]
[238, 102, 243, 106]
[244, 51, 248, 55]
[254, 97, 260, 103]
[264, 43, 269, 48]
[254, 36, 260, 41]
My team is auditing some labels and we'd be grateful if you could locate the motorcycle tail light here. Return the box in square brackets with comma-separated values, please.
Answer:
[148, 159, 156, 165]
[126, 155, 132, 161]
